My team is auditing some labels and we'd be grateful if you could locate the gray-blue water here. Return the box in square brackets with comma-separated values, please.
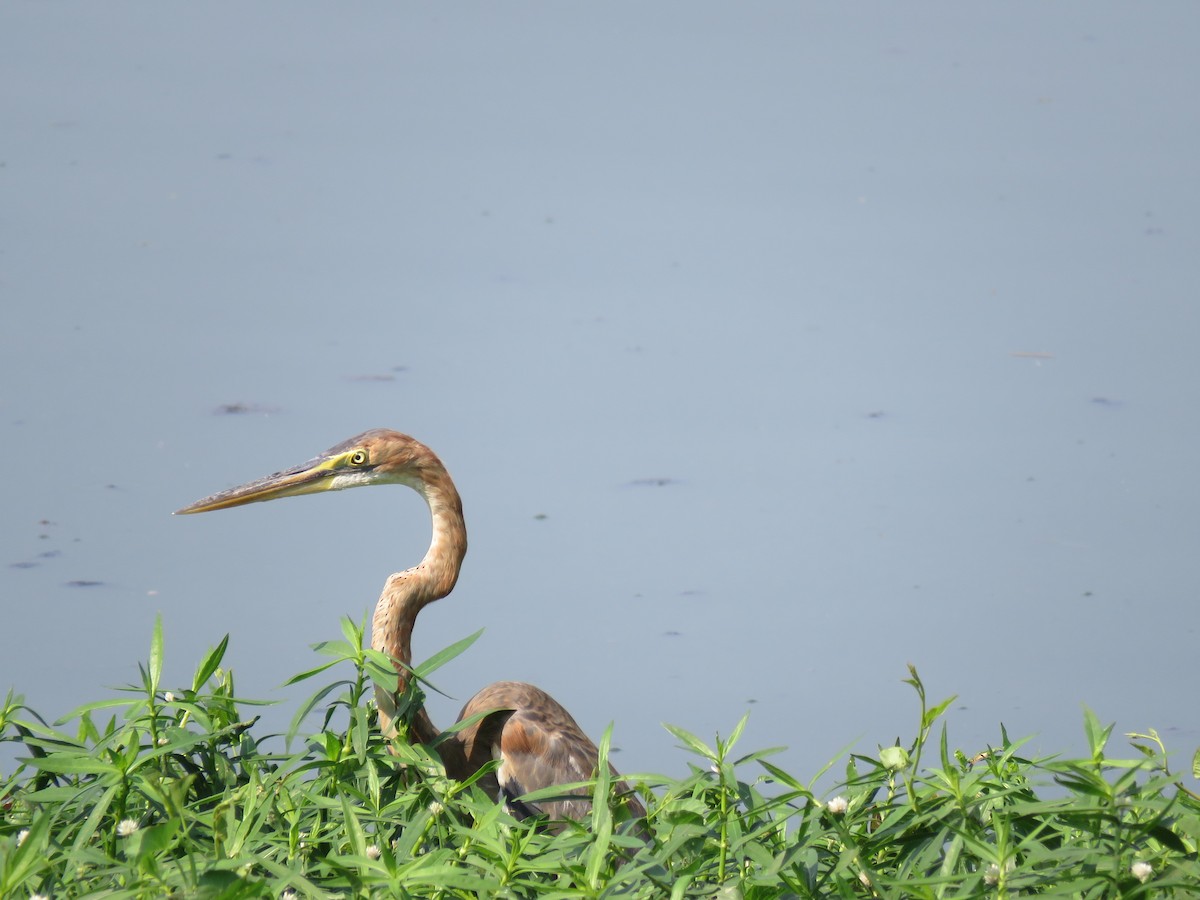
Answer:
[3, 4, 1198, 784]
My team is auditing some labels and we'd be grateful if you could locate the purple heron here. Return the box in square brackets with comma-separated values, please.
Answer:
[176, 429, 645, 827]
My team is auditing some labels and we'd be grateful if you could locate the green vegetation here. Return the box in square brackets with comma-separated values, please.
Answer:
[3, 618, 1198, 898]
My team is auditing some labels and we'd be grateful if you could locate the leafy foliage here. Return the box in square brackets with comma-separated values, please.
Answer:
[3, 625, 1198, 898]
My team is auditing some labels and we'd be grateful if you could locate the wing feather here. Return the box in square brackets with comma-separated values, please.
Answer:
[454, 681, 646, 829]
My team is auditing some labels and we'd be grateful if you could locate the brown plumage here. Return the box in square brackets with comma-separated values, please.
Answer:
[177, 428, 645, 828]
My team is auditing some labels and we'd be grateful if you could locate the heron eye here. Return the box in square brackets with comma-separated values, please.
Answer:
[349, 450, 368, 466]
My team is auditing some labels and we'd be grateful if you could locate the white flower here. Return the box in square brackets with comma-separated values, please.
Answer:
[157, 736, 169, 746]
[116, 818, 139, 837]
[1131, 860, 1153, 883]
[164, 691, 175, 703]
[825, 795, 848, 815]
[984, 859, 1015, 885]
[30, 894, 50, 900]
[428, 801, 443, 816]
[365, 844, 382, 860]
[16, 828, 29, 847]
[280, 891, 298, 899]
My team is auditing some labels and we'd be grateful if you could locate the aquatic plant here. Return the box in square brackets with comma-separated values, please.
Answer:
[2, 618, 1198, 898]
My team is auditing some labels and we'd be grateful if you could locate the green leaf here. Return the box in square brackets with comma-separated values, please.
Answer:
[312, 638, 358, 660]
[924, 693, 958, 728]
[366, 630, 486, 702]
[149, 613, 164, 697]
[585, 725, 615, 888]
[286, 680, 350, 742]
[414, 628, 484, 679]
[341, 795, 367, 857]
[0, 811, 52, 894]
[124, 820, 180, 864]
[726, 711, 751, 754]
[663, 722, 717, 761]
[1081, 706, 1114, 759]
[192, 634, 230, 692]
[26, 755, 118, 775]
[733, 745, 787, 768]
[757, 759, 809, 793]
[194, 871, 264, 899]
[55, 696, 144, 725]
[281, 659, 343, 687]
[339, 614, 366, 649]
[70, 783, 120, 853]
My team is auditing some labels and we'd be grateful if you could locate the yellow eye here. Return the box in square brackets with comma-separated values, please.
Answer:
[349, 450, 368, 466]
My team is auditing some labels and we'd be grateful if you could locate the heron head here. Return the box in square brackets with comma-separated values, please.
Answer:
[175, 429, 441, 514]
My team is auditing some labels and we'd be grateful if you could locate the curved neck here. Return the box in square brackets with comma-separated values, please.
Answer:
[372, 466, 467, 746]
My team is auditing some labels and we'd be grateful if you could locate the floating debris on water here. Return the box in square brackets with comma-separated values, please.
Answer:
[1010, 350, 1055, 360]
[626, 477, 679, 488]
[66, 580, 104, 588]
[214, 403, 280, 416]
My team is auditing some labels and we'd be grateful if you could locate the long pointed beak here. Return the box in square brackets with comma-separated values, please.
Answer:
[175, 455, 340, 515]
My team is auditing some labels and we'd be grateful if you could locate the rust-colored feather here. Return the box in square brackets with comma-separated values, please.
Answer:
[454, 681, 647, 827]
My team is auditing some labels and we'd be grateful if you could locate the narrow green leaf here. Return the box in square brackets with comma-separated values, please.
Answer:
[413, 628, 484, 678]
[733, 745, 787, 768]
[924, 694, 958, 728]
[726, 711, 751, 753]
[70, 783, 120, 854]
[281, 659, 343, 687]
[125, 819, 180, 863]
[1081, 706, 1114, 759]
[192, 634, 230, 692]
[663, 722, 716, 761]
[286, 680, 349, 742]
[149, 613, 164, 696]
[365, 630, 485, 702]
[339, 614, 366, 649]
[26, 755, 118, 775]
[55, 696, 145, 725]
[311, 638, 357, 660]
[341, 795, 367, 857]
[671, 876, 695, 900]
[757, 759, 807, 792]
[585, 724, 615, 887]
[0, 811, 52, 892]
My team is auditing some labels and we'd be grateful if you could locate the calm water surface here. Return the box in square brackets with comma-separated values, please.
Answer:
[2, 4, 1198, 781]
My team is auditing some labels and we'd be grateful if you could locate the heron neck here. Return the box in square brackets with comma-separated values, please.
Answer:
[417, 471, 468, 604]
[372, 470, 467, 744]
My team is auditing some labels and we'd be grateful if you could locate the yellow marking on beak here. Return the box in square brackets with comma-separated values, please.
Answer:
[174, 455, 346, 515]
